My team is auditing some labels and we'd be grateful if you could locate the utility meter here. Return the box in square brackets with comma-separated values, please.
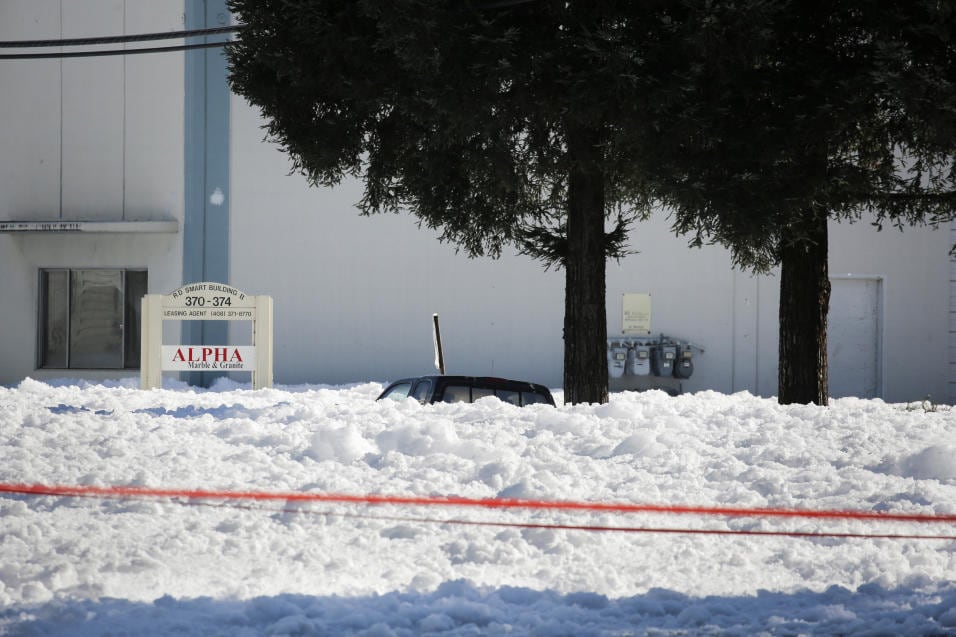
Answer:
[673, 345, 694, 379]
[627, 343, 651, 376]
[607, 341, 628, 378]
[652, 343, 677, 377]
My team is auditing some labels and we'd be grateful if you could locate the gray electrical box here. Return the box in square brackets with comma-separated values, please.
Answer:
[673, 345, 694, 379]
[627, 343, 651, 376]
[607, 341, 628, 378]
[652, 344, 676, 377]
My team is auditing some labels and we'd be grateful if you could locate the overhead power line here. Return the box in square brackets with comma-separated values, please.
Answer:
[0, 25, 237, 60]
[0, 41, 232, 60]
[0, 25, 241, 48]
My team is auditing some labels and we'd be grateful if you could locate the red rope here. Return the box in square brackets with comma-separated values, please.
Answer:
[2, 481, 955, 525]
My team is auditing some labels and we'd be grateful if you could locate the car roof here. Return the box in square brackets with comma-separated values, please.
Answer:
[404, 375, 550, 388]
[382, 375, 552, 392]
[378, 375, 555, 405]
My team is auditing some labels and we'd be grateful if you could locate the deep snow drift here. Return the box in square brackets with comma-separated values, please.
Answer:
[1, 378, 955, 635]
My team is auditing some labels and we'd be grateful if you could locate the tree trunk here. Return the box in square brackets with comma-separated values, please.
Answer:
[563, 126, 609, 405]
[777, 209, 830, 405]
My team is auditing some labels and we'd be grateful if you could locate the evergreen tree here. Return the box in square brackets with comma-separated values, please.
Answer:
[647, 0, 956, 404]
[227, 0, 679, 404]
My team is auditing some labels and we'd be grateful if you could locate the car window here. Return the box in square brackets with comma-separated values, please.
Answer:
[496, 389, 520, 405]
[410, 379, 432, 403]
[472, 386, 494, 401]
[381, 382, 412, 401]
[521, 391, 549, 406]
[441, 385, 471, 403]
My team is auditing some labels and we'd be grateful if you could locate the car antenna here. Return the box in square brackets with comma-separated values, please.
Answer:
[432, 313, 446, 375]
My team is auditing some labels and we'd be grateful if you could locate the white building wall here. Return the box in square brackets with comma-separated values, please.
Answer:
[951, 221, 956, 404]
[828, 218, 951, 403]
[229, 93, 565, 387]
[122, 2, 189, 223]
[0, 1, 62, 215]
[61, 1, 125, 219]
[0, 1, 185, 385]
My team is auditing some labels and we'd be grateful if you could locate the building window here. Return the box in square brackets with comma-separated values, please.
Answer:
[38, 269, 147, 369]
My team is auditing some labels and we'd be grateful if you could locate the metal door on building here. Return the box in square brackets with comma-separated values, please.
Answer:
[827, 276, 883, 399]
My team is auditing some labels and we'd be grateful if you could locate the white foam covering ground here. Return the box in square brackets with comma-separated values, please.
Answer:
[1, 378, 955, 635]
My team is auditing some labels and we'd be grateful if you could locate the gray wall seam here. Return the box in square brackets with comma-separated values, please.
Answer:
[183, 0, 230, 385]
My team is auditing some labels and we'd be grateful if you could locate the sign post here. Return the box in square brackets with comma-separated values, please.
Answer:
[432, 313, 446, 375]
[140, 282, 273, 389]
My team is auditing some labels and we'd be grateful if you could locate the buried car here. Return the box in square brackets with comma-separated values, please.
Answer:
[377, 375, 555, 406]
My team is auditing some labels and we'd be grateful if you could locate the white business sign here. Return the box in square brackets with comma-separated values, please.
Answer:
[140, 282, 273, 390]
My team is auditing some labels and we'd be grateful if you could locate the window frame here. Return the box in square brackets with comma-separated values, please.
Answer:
[380, 382, 413, 401]
[410, 379, 433, 403]
[37, 268, 147, 370]
[440, 384, 472, 403]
